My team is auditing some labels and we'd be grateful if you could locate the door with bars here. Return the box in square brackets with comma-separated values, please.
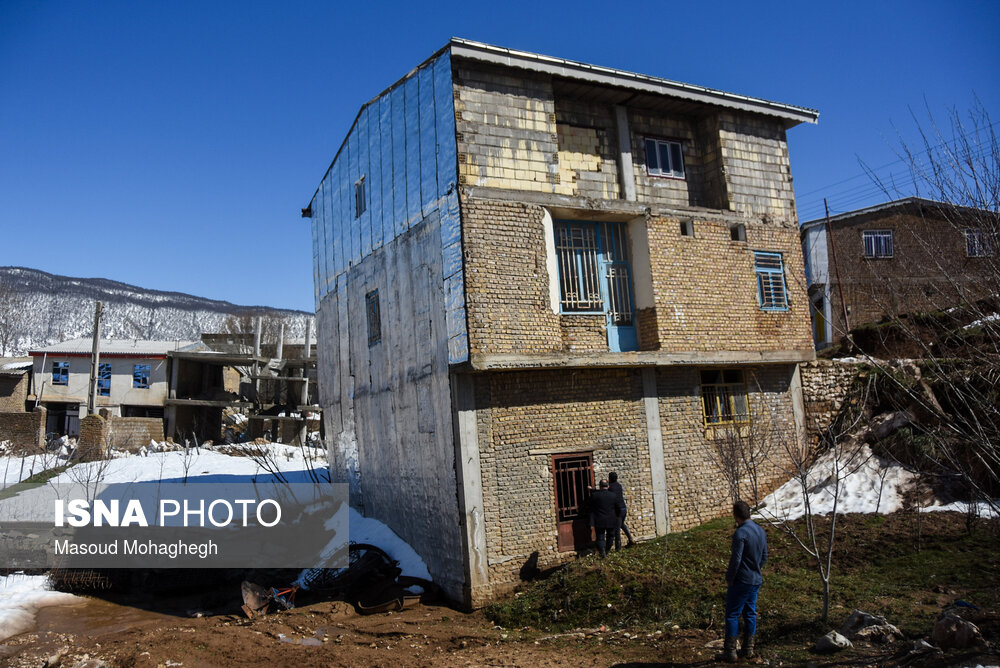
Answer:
[552, 453, 595, 552]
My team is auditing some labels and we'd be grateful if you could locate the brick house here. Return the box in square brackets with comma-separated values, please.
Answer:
[304, 39, 818, 607]
[801, 197, 997, 348]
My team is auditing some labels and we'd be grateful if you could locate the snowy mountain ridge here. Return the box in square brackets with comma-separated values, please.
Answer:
[0, 266, 311, 355]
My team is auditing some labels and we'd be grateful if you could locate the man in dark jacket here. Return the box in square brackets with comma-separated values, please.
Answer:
[718, 499, 768, 662]
[588, 480, 622, 558]
[607, 471, 636, 550]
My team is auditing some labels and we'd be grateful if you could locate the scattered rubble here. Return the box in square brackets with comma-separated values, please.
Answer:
[815, 630, 852, 652]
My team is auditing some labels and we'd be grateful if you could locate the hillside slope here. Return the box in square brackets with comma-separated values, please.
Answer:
[0, 266, 310, 354]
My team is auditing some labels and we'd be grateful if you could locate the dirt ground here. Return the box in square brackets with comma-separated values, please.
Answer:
[0, 594, 681, 668]
[3, 592, 999, 668]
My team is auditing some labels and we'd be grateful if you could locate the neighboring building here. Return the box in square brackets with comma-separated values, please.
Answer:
[304, 39, 818, 606]
[801, 197, 996, 348]
[27, 339, 197, 437]
[0, 358, 32, 412]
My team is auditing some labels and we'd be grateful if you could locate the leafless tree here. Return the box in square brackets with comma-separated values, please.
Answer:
[850, 100, 1000, 516]
[0, 279, 26, 356]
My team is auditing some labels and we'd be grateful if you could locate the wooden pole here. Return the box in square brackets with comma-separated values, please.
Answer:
[87, 301, 103, 415]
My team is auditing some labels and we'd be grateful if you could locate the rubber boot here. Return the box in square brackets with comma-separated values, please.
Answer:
[715, 635, 738, 662]
[740, 632, 756, 659]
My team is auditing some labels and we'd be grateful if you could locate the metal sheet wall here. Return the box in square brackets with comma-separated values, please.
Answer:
[310, 50, 466, 364]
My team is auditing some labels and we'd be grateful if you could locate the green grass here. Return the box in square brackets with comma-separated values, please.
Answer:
[485, 512, 999, 651]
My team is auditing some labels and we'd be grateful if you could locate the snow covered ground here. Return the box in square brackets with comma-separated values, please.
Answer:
[0, 574, 81, 642]
[758, 444, 999, 521]
[0, 442, 432, 641]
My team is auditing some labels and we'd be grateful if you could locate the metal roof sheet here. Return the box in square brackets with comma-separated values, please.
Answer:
[28, 339, 200, 356]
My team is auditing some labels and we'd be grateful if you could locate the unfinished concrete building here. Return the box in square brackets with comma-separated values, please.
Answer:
[304, 39, 818, 606]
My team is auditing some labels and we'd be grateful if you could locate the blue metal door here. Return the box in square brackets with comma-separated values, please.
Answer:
[600, 223, 637, 352]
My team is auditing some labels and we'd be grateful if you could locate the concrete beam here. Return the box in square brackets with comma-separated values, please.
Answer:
[641, 368, 670, 535]
[614, 105, 637, 202]
[465, 349, 816, 371]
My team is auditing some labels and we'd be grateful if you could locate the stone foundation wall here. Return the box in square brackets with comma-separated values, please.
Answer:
[799, 359, 866, 447]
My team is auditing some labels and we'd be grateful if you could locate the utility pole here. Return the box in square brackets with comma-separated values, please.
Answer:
[86, 301, 103, 416]
[825, 199, 851, 339]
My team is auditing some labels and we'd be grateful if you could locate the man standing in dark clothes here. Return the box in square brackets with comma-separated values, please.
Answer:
[588, 479, 622, 558]
[718, 500, 768, 662]
[607, 471, 636, 550]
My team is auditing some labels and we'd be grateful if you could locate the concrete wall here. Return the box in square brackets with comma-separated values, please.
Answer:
[31, 355, 168, 415]
[317, 210, 466, 602]
[0, 408, 45, 451]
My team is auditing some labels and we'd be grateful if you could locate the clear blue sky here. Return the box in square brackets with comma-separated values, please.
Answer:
[2, 1, 997, 312]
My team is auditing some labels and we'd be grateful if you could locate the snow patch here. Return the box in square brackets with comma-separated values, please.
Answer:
[0, 573, 81, 642]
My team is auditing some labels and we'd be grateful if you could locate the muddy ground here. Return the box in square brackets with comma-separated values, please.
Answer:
[2, 592, 998, 668]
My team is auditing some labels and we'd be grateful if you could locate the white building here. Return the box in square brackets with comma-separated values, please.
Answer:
[28, 339, 198, 436]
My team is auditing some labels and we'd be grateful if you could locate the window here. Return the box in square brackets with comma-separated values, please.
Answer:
[52, 361, 69, 386]
[966, 228, 993, 257]
[700, 369, 749, 426]
[754, 251, 789, 311]
[354, 176, 366, 218]
[730, 224, 746, 242]
[679, 220, 695, 237]
[97, 363, 111, 397]
[555, 221, 634, 324]
[862, 229, 894, 258]
[644, 138, 685, 178]
[365, 290, 381, 346]
[133, 364, 150, 389]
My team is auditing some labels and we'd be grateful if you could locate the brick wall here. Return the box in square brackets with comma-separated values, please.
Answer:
[826, 208, 997, 338]
[474, 367, 653, 595]
[461, 198, 813, 357]
[108, 416, 164, 450]
[0, 408, 45, 451]
[656, 365, 797, 531]
[0, 373, 29, 412]
[646, 214, 813, 352]
[472, 364, 800, 595]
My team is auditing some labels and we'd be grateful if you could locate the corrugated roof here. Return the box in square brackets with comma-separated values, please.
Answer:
[28, 339, 200, 356]
[800, 197, 960, 229]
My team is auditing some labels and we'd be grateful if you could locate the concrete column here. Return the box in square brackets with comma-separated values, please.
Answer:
[451, 373, 488, 606]
[615, 105, 637, 202]
[789, 364, 807, 458]
[642, 368, 670, 535]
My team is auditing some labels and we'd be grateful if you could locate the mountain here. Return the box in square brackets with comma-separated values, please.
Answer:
[0, 267, 311, 355]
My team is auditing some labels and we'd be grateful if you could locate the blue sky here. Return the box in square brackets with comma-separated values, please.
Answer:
[1, 1, 997, 312]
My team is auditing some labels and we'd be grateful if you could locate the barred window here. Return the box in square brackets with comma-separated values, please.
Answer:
[700, 369, 749, 426]
[754, 251, 788, 311]
[862, 229, 894, 258]
[555, 223, 604, 312]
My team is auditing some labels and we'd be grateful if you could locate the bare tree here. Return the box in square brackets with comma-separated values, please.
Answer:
[0, 279, 26, 356]
[850, 100, 1000, 516]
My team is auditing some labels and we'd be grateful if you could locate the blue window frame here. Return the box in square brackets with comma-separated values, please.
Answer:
[52, 361, 69, 386]
[554, 221, 637, 351]
[97, 362, 111, 397]
[133, 364, 150, 389]
[754, 251, 789, 311]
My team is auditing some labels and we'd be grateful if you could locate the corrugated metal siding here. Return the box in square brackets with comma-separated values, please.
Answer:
[310, 50, 465, 364]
